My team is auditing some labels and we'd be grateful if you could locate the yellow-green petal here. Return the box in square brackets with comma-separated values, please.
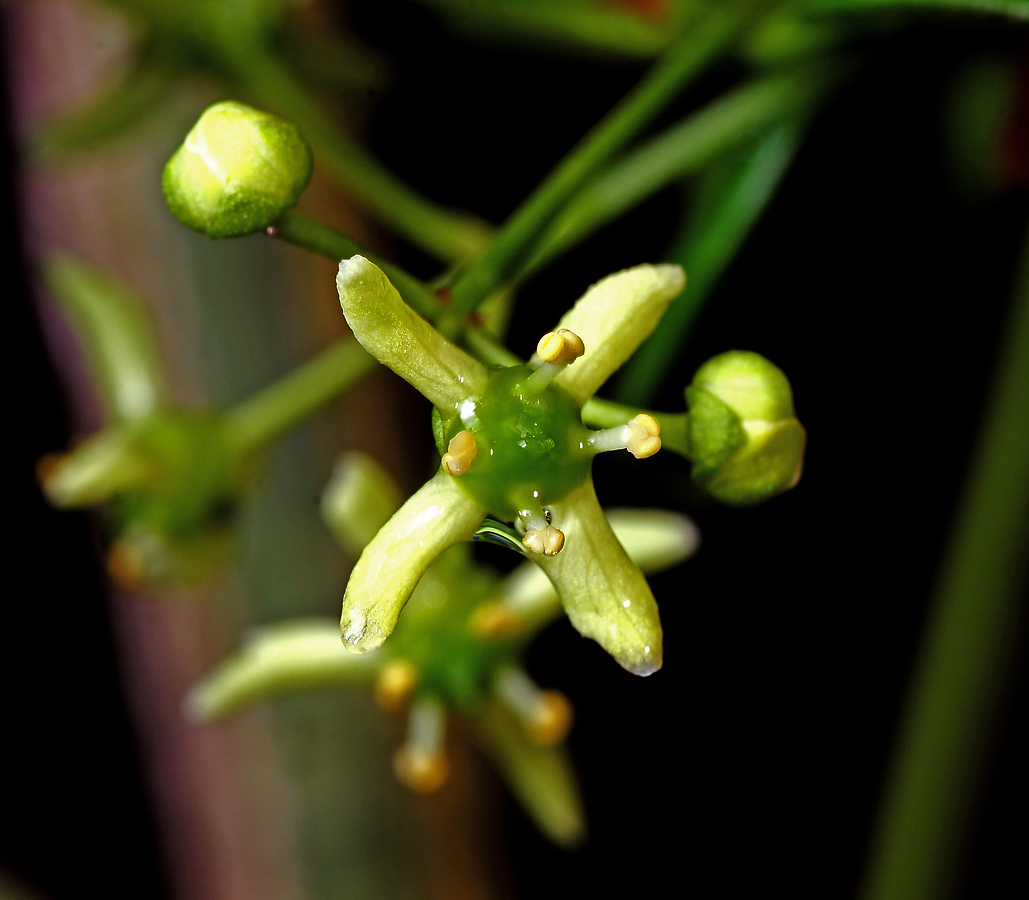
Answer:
[336, 256, 489, 409]
[321, 452, 404, 556]
[41, 428, 153, 508]
[44, 255, 166, 421]
[186, 619, 379, 720]
[471, 700, 586, 848]
[340, 469, 486, 653]
[536, 481, 663, 675]
[546, 263, 685, 404]
[499, 507, 699, 638]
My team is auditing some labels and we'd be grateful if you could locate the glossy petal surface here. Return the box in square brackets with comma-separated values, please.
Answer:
[337, 256, 489, 409]
[544, 263, 685, 404]
[341, 470, 486, 653]
[536, 481, 663, 675]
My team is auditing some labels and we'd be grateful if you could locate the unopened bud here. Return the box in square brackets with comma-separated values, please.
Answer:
[162, 101, 313, 238]
[685, 350, 806, 506]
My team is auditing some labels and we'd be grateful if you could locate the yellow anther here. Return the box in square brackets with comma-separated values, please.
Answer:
[441, 429, 477, 476]
[522, 524, 565, 557]
[525, 690, 574, 746]
[393, 746, 450, 793]
[469, 601, 520, 639]
[626, 413, 662, 459]
[536, 329, 585, 365]
[374, 659, 421, 711]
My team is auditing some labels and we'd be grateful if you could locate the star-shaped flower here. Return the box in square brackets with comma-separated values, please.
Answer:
[189, 451, 701, 845]
[335, 256, 685, 675]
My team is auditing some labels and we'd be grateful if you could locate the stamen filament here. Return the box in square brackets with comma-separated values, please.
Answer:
[587, 413, 662, 459]
[393, 698, 450, 793]
[494, 666, 573, 745]
[518, 499, 565, 556]
[521, 329, 586, 395]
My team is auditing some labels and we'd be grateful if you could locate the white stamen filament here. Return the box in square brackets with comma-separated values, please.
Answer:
[494, 666, 544, 721]
[408, 698, 446, 756]
[587, 414, 661, 459]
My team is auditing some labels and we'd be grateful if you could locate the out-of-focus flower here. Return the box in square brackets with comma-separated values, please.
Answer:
[37, 255, 251, 585]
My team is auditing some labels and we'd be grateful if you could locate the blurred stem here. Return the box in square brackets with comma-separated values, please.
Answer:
[859, 231, 1029, 900]
[226, 338, 376, 454]
[225, 51, 490, 262]
[412, 0, 681, 58]
[444, 11, 740, 319]
[520, 73, 816, 282]
[582, 397, 690, 457]
[806, 0, 1029, 19]
[33, 51, 180, 160]
[615, 119, 807, 403]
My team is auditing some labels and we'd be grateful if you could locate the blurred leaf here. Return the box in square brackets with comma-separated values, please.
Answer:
[616, 120, 805, 403]
[33, 50, 182, 160]
[408, 0, 698, 58]
[521, 71, 819, 279]
[944, 57, 1018, 199]
[44, 255, 166, 421]
[806, 0, 1029, 19]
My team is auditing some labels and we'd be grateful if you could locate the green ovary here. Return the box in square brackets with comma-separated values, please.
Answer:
[441, 366, 592, 521]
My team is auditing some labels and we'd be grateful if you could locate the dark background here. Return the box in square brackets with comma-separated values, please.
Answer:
[4, 4, 1026, 899]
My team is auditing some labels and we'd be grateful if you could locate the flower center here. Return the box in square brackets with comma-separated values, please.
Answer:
[437, 365, 592, 522]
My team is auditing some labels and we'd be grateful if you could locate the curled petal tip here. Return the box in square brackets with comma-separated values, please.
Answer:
[340, 609, 385, 654]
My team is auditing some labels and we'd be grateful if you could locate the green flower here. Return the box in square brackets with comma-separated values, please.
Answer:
[38, 255, 250, 585]
[335, 256, 685, 675]
[189, 452, 700, 845]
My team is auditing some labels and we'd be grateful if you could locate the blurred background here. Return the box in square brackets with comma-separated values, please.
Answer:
[3, 2, 1026, 899]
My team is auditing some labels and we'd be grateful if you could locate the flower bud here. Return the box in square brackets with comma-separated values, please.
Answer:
[162, 101, 313, 238]
[685, 350, 805, 506]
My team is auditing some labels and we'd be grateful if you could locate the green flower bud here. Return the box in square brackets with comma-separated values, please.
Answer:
[162, 101, 313, 238]
[685, 350, 805, 506]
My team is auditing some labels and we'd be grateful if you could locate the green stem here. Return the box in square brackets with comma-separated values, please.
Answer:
[520, 73, 816, 282]
[582, 397, 690, 458]
[859, 231, 1029, 900]
[445, 11, 740, 318]
[225, 51, 490, 262]
[615, 119, 807, 404]
[226, 338, 377, 454]
[273, 210, 443, 320]
[273, 211, 518, 368]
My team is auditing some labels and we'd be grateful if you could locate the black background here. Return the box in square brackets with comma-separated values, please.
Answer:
[4, 3, 1026, 899]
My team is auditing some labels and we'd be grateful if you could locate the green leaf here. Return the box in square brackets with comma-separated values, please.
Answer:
[616, 121, 807, 404]
[521, 74, 814, 279]
[336, 256, 490, 410]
